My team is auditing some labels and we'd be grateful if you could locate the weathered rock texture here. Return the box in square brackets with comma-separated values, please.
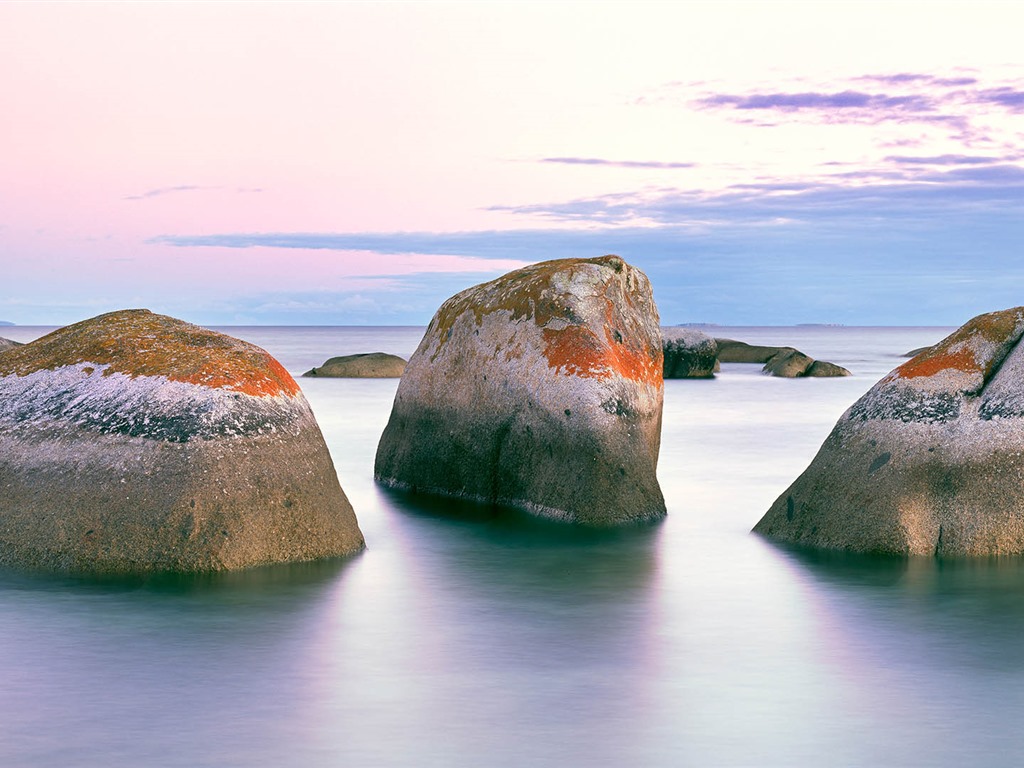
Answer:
[0, 337, 21, 353]
[374, 255, 666, 525]
[303, 352, 406, 378]
[662, 329, 718, 378]
[0, 309, 363, 574]
[716, 338, 850, 377]
[754, 306, 1024, 556]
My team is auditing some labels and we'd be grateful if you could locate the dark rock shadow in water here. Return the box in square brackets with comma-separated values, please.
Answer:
[0, 554, 360, 598]
[759, 536, 1024, 671]
[377, 485, 661, 601]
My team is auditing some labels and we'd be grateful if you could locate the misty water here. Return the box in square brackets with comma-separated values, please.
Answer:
[6, 324, 1024, 766]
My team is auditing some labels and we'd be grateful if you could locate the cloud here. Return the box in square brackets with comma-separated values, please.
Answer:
[124, 185, 210, 201]
[680, 70, 1024, 141]
[124, 185, 263, 201]
[856, 73, 979, 87]
[885, 154, 1003, 166]
[541, 157, 695, 169]
[150, 233, 546, 262]
[489, 162, 1024, 229]
[698, 90, 936, 113]
[976, 87, 1024, 110]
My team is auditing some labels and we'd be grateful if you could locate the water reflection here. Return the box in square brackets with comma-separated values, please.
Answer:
[296, 486, 667, 768]
[755, 539, 1024, 765]
[0, 556, 356, 596]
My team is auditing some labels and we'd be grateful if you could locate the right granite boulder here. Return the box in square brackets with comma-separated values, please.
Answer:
[754, 306, 1024, 556]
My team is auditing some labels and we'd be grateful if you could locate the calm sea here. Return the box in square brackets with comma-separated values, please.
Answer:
[7, 324, 1024, 767]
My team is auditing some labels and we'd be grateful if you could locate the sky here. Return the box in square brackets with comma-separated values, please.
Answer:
[2, 1, 1024, 327]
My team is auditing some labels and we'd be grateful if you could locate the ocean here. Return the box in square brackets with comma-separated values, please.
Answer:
[6, 323, 1024, 767]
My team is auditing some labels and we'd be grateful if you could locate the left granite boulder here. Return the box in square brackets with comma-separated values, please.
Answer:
[0, 309, 364, 574]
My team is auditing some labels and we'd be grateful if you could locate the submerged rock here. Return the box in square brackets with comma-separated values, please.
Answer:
[716, 338, 850, 377]
[754, 306, 1024, 556]
[762, 348, 815, 378]
[804, 360, 851, 377]
[374, 255, 666, 525]
[716, 339, 781, 364]
[303, 352, 406, 378]
[662, 329, 718, 378]
[0, 309, 364, 574]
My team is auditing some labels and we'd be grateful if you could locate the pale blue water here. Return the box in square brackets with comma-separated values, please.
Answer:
[7, 324, 1024, 767]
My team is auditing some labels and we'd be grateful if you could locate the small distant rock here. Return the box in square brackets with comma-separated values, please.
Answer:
[0, 309, 364, 574]
[763, 348, 815, 377]
[717, 337, 850, 377]
[716, 339, 780, 364]
[662, 328, 717, 378]
[754, 306, 1024, 556]
[903, 346, 932, 357]
[805, 360, 851, 377]
[303, 352, 406, 378]
[375, 255, 666, 526]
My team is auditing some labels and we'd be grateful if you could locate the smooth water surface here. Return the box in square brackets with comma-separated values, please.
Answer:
[8, 324, 1024, 767]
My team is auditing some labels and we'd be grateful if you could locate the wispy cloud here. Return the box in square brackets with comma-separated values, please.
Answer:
[885, 154, 1003, 166]
[855, 73, 979, 87]
[679, 70, 1024, 141]
[124, 185, 210, 201]
[489, 162, 1024, 229]
[541, 157, 695, 169]
[124, 185, 263, 201]
[976, 87, 1024, 110]
[698, 90, 936, 113]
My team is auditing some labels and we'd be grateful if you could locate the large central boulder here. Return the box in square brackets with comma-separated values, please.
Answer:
[374, 255, 666, 525]
[0, 309, 364, 574]
[754, 306, 1024, 556]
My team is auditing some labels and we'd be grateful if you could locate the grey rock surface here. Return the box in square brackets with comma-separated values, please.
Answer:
[762, 348, 815, 377]
[805, 360, 852, 377]
[754, 306, 1024, 556]
[0, 309, 364, 574]
[303, 352, 406, 378]
[716, 338, 850, 377]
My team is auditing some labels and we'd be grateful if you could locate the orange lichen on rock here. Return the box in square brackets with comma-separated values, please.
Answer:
[602, 326, 662, 385]
[541, 326, 607, 379]
[430, 255, 661, 385]
[0, 309, 300, 397]
[541, 323, 661, 384]
[895, 307, 1024, 383]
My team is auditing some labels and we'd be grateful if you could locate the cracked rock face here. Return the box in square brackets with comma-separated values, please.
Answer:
[374, 256, 666, 525]
[754, 306, 1024, 556]
[0, 309, 364, 574]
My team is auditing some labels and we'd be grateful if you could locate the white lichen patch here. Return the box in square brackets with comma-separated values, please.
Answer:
[0, 362, 310, 442]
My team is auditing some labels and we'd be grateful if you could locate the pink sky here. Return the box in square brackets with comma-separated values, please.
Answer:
[2, 2, 1023, 325]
